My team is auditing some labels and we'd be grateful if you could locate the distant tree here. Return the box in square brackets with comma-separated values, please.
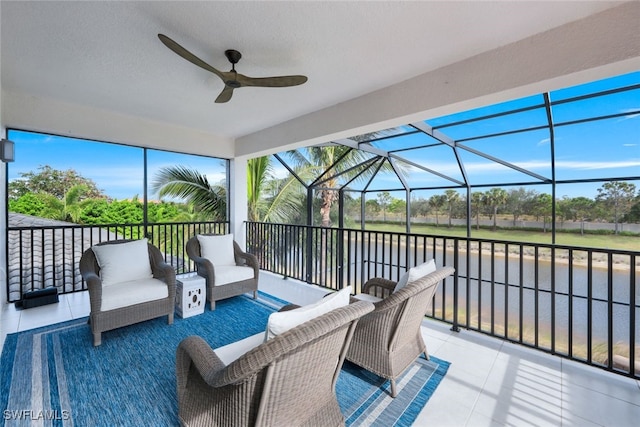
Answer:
[429, 194, 447, 226]
[365, 199, 381, 217]
[623, 192, 640, 223]
[471, 191, 485, 230]
[388, 198, 406, 220]
[410, 197, 430, 218]
[506, 187, 535, 226]
[377, 191, 392, 221]
[563, 196, 595, 235]
[484, 188, 508, 231]
[8, 165, 104, 201]
[596, 181, 636, 234]
[532, 193, 553, 232]
[444, 190, 460, 228]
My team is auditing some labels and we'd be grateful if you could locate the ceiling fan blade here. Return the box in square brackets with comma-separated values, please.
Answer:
[236, 74, 308, 88]
[215, 86, 234, 103]
[158, 34, 225, 80]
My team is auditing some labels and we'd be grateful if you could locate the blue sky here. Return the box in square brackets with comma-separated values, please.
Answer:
[7, 131, 226, 200]
[7, 72, 639, 201]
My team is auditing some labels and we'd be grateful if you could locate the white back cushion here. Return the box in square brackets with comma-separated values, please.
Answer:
[197, 234, 236, 266]
[394, 259, 436, 293]
[92, 239, 153, 286]
[265, 286, 352, 340]
[393, 270, 410, 293]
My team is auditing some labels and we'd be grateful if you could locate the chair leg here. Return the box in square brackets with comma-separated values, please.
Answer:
[168, 312, 174, 325]
[210, 300, 216, 310]
[93, 332, 102, 347]
[253, 290, 257, 300]
[390, 379, 398, 398]
[424, 348, 430, 360]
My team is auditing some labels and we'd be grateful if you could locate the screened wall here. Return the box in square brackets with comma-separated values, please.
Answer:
[269, 71, 640, 248]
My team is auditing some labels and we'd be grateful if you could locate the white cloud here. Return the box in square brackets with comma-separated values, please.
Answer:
[537, 138, 550, 146]
[617, 108, 640, 121]
[555, 159, 640, 170]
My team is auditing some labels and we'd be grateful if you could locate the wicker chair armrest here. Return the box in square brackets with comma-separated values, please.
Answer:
[84, 273, 103, 313]
[236, 251, 259, 274]
[362, 277, 396, 295]
[176, 336, 227, 390]
[153, 262, 175, 280]
[192, 256, 215, 279]
[154, 262, 176, 296]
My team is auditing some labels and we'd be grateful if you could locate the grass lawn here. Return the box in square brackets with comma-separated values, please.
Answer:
[362, 222, 640, 252]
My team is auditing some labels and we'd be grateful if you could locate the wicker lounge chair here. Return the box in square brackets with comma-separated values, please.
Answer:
[79, 239, 176, 346]
[186, 234, 259, 310]
[347, 266, 455, 397]
[175, 300, 374, 427]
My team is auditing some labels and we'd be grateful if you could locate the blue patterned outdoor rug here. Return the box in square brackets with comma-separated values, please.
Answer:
[1, 292, 449, 426]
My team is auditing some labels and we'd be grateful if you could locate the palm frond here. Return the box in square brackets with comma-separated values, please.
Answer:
[152, 165, 227, 219]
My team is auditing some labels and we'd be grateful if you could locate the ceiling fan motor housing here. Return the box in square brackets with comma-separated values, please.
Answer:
[225, 49, 242, 64]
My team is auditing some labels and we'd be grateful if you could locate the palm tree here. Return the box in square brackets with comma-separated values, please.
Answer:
[285, 141, 391, 227]
[471, 191, 485, 230]
[428, 194, 446, 227]
[484, 188, 507, 231]
[63, 184, 89, 223]
[444, 189, 460, 228]
[247, 156, 303, 223]
[151, 165, 227, 220]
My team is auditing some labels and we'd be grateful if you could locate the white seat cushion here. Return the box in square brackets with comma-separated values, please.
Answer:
[352, 293, 383, 303]
[92, 239, 153, 286]
[265, 286, 352, 340]
[213, 265, 254, 286]
[197, 234, 236, 266]
[214, 332, 264, 366]
[100, 278, 169, 311]
[394, 259, 436, 293]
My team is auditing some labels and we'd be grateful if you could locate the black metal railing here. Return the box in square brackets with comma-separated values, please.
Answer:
[6, 221, 228, 302]
[245, 221, 639, 380]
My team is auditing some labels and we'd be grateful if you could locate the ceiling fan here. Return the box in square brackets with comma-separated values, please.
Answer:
[158, 34, 308, 103]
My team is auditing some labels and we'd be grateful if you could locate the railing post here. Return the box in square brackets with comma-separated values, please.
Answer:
[451, 241, 460, 332]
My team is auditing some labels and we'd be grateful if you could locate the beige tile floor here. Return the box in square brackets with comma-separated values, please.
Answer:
[2, 271, 639, 426]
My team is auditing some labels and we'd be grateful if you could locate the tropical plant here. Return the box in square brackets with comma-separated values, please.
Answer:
[9, 192, 63, 219]
[63, 184, 89, 223]
[248, 156, 304, 223]
[151, 165, 227, 220]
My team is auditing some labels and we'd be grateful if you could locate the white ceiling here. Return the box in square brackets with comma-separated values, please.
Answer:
[1, 1, 637, 158]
